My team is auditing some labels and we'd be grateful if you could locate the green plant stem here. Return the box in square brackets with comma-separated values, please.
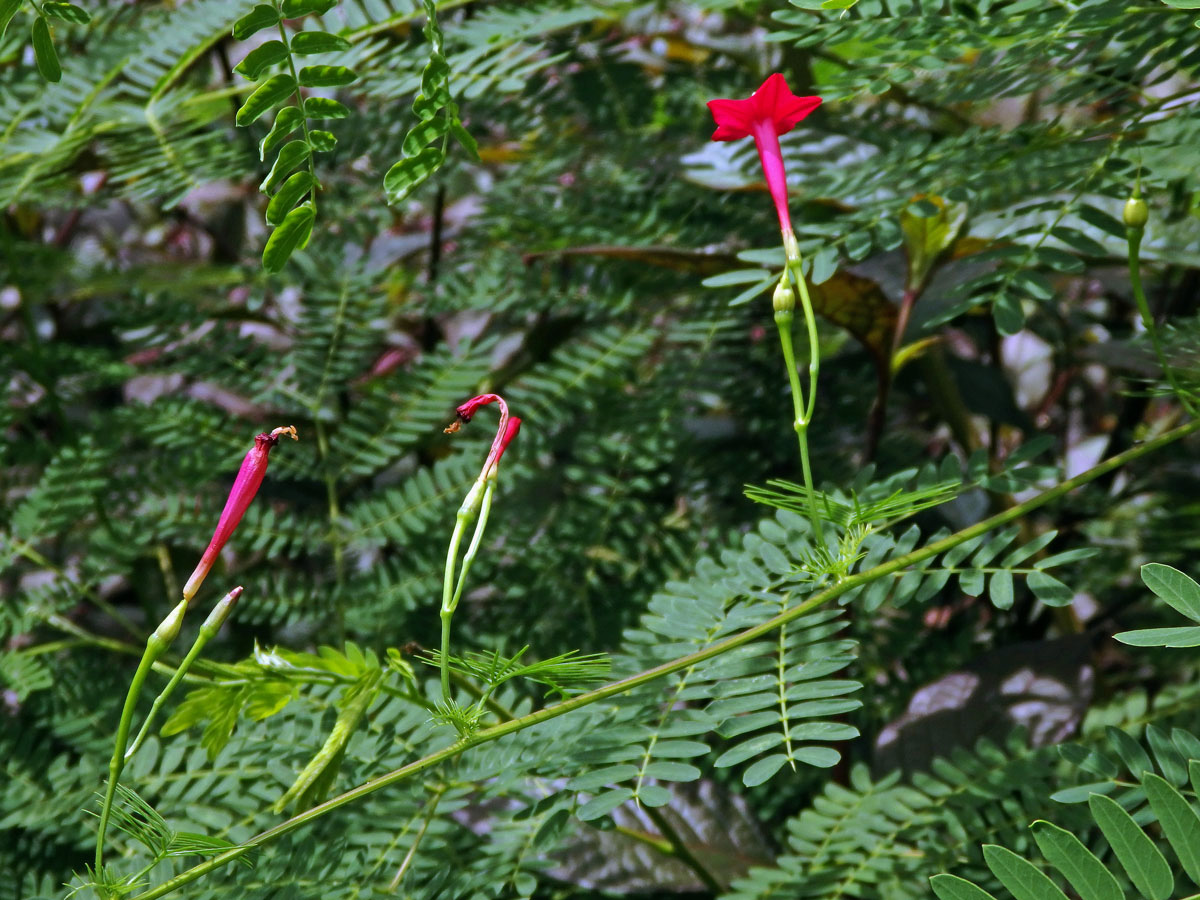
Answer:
[440, 511, 471, 701]
[1127, 225, 1195, 414]
[94, 628, 172, 873]
[275, 9, 318, 214]
[775, 256, 825, 547]
[126, 418, 1200, 900]
[448, 480, 494, 612]
[125, 596, 236, 761]
[315, 420, 346, 644]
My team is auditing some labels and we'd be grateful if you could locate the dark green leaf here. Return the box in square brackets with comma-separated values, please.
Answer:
[235, 40, 288, 80]
[297, 64, 356, 86]
[290, 30, 350, 53]
[576, 789, 633, 821]
[305, 97, 351, 119]
[742, 754, 788, 786]
[0, 0, 21, 39]
[259, 105, 305, 161]
[1141, 772, 1200, 886]
[231, 4, 279, 40]
[260, 139, 310, 192]
[1027, 571, 1073, 606]
[280, 0, 336, 16]
[1088, 792, 1173, 900]
[236, 74, 297, 127]
[265, 171, 315, 226]
[931, 875, 999, 900]
[383, 145, 444, 204]
[262, 204, 315, 273]
[1141, 563, 1200, 621]
[309, 130, 336, 152]
[41, 2, 88, 23]
[1031, 820, 1122, 900]
[31, 17, 60, 82]
[1115, 626, 1200, 647]
[983, 843, 1070, 900]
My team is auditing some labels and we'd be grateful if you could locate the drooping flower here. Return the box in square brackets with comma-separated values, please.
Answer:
[707, 73, 822, 236]
[182, 426, 297, 604]
[486, 416, 521, 477]
[444, 394, 520, 481]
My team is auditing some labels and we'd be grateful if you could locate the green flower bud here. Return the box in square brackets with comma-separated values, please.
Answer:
[772, 281, 796, 313]
[1123, 195, 1149, 229]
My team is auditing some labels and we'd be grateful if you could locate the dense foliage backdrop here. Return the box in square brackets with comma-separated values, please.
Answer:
[4, 1, 1200, 899]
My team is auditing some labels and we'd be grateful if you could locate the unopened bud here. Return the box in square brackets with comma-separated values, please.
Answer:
[149, 599, 189, 653]
[200, 586, 243, 636]
[773, 281, 796, 313]
[1123, 195, 1149, 229]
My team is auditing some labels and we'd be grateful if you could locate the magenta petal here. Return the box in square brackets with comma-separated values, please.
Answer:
[706, 98, 753, 141]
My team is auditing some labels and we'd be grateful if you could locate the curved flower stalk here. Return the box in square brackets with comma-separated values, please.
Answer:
[708, 74, 826, 544]
[97, 426, 295, 874]
[183, 425, 298, 604]
[439, 395, 521, 706]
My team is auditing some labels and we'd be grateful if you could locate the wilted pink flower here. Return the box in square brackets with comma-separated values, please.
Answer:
[707, 73, 822, 235]
[444, 394, 520, 480]
[182, 426, 297, 604]
[486, 416, 521, 477]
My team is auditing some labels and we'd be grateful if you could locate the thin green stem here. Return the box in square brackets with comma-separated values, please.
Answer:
[95, 648, 155, 873]
[315, 420, 346, 643]
[125, 596, 237, 761]
[1127, 225, 1195, 414]
[774, 258, 825, 547]
[448, 481, 494, 612]
[440, 512, 471, 701]
[275, 10, 318, 213]
[126, 417, 1200, 900]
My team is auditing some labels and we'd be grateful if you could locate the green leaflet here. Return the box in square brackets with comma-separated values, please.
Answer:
[262, 203, 315, 273]
[265, 171, 315, 226]
[235, 40, 288, 80]
[983, 844, 1070, 900]
[236, 74, 296, 126]
[1030, 821, 1122, 900]
[31, 16, 60, 82]
[1087, 793, 1173, 900]
[0, 0, 22, 39]
[231, 3, 278, 40]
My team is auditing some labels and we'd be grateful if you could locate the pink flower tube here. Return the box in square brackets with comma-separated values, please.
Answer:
[707, 73, 822, 237]
[182, 426, 297, 604]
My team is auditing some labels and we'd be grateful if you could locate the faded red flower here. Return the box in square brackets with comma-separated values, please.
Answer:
[182, 426, 297, 604]
[444, 394, 521, 480]
[486, 416, 521, 477]
[707, 73, 822, 235]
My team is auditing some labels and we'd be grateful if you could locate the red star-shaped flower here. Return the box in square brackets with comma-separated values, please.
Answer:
[707, 73, 822, 235]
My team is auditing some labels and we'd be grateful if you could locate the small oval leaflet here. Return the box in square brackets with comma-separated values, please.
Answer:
[262, 205, 315, 273]
[236, 74, 297, 127]
[235, 40, 289, 80]
[305, 97, 350, 120]
[231, 4, 279, 40]
[298, 65, 357, 87]
[42, 2, 90, 23]
[291, 31, 350, 54]
[32, 16, 61, 82]
[266, 171, 315, 227]
[260, 140, 311, 193]
[259, 106, 305, 161]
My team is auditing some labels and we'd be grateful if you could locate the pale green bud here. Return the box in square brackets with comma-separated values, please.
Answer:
[1123, 196, 1149, 229]
[772, 281, 796, 314]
